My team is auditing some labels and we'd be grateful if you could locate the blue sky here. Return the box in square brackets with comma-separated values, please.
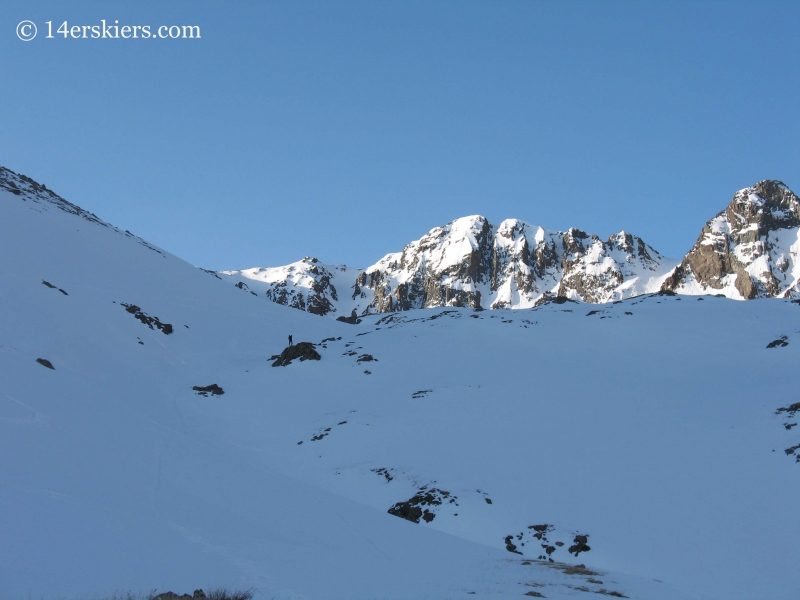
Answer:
[2, 1, 798, 270]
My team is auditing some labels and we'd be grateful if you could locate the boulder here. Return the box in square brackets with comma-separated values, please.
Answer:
[271, 342, 321, 367]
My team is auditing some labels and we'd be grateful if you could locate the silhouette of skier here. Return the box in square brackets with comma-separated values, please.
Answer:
[288, 335, 293, 347]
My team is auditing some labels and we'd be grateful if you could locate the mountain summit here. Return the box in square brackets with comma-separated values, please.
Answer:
[662, 180, 800, 299]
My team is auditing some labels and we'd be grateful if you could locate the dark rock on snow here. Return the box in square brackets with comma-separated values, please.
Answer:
[121, 303, 173, 335]
[776, 402, 800, 417]
[372, 467, 394, 482]
[336, 313, 362, 325]
[271, 342, 321, 367]
[388, 487, 456, 524]
[766, 335, 789, 348]
[192, 384, 224, 396]
[42, 280, 68, 295]
[504, 535, 522, 554]
[569, 534, 591, 556]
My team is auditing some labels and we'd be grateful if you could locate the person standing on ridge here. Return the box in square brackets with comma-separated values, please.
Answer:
[288, 335, 293, 346]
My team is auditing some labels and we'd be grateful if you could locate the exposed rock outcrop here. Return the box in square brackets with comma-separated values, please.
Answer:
[271, 342, 321, 366]
[388, 487, 456, 524]
[192, 384, 224, 396]
[121, 303, 173, 334]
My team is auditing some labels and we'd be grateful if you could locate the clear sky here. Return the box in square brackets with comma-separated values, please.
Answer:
[2, 1, 798, 270]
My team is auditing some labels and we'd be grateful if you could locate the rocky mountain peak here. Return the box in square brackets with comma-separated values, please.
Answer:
[725, 180, 799, 237]
[662, 180, 799, 299]
[606, 231, 658, 263]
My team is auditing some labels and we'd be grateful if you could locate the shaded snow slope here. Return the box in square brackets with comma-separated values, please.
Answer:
[224, 216, 676, 316]
[0, 169, 699, 600]
[2, 168, 800, 600]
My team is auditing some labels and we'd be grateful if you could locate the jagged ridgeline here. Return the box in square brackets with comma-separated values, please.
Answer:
[222, 180, 800, 316]
[222, 220, 677, 315]
[2, 166, 796, 315]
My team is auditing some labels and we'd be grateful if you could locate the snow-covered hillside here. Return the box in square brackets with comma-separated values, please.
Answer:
[223, 216, 676, 316]
[2, 167, 800, 600]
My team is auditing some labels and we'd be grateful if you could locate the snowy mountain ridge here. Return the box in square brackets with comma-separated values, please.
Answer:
[224, 180, 800, 317]
[223, 216, 677, 317]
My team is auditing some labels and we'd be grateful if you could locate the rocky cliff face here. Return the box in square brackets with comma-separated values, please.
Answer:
[556, 229, 670, 303]
[661, 180, 800, 299]
[356, 216, 674, 313]
[225, 216, 675, 316]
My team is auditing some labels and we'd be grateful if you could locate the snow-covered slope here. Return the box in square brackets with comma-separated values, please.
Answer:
[224, 216, 676, 316]
[662, 180, 800, 299]
[2, 167, 800, 600]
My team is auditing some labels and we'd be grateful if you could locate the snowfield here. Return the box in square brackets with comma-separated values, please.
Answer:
[1, 171, 799, 600]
